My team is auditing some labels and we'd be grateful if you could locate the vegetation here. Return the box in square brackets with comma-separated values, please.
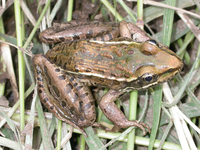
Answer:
[0, 0, 200, 149]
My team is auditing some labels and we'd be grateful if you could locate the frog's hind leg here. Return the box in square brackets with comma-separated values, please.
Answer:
[33, 54, 93, 137]
[37, 87, 88, 136]
[99, 89, 151, 135]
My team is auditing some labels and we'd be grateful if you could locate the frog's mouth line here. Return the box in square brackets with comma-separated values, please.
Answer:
[122, 67, 182, 92]
[159, 68, 181, 81]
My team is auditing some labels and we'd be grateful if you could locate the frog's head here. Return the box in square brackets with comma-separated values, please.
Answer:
[125, 39, 183, 90]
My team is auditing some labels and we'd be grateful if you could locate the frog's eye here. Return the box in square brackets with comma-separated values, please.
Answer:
[140, 73, 158, 83]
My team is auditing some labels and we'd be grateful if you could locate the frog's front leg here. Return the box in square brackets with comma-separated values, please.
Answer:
[99, 89, 150, 135]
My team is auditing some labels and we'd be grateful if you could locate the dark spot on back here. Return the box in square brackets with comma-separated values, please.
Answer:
[127, 50, 134, 55]
[115, 50, 122, 57]
[50, 106, 54, 110]
[113, 80, 120, 85]
[101, 52, 113, 60]
[38, 89, 43, 93]
[124, 73, 130, 78]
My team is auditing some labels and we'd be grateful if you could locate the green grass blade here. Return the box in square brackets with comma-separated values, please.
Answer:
[148, 85, 162, 150]
[14, 0, 25, 131]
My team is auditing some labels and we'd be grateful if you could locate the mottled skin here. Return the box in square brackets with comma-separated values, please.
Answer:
[33, 21, 183, 136]
[39, 21, 119, 43]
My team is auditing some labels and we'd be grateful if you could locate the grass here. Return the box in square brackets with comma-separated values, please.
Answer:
[0, 0, 200, 149]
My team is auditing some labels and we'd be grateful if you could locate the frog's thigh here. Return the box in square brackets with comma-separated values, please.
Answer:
[49, 72, 96, 127]
[65, 76, 97, 126]
[33, 54, 96, 127]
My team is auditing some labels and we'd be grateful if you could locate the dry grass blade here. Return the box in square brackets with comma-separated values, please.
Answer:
[20, 0, 37, 26]
[163, 83, 197, 150]
[1, 43, 19, 102]
[0, 40, 33, 57]
[128, 0, 200, 19]
[177, 11, 200, 41]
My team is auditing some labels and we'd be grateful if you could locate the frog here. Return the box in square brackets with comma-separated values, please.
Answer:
[33, 20, 183, 136]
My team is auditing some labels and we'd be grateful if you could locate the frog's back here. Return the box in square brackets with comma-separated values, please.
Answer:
[46, 40, 135, 80]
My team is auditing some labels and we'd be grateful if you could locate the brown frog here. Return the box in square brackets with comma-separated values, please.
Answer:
[33, 21, 183, 136]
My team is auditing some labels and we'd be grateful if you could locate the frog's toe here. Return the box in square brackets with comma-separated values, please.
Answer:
[125, 121, 150, 135]
[133, 122, 146, 135]
[139, 122, 151, 134]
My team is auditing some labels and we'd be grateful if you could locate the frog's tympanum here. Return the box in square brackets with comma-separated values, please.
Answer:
[33, 21, 183, 136]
